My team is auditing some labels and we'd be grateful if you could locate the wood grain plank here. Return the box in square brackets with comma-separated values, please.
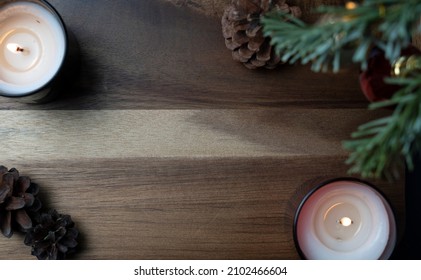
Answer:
[0, 0, 405, 261]
[0, 157, 404, 260]
[0, 109, 387, 161]
[0, 0, 365, 110]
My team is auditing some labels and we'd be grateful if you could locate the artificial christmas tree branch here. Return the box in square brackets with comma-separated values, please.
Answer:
[262, 0, 421, 72]
[344, 73, 421, 179]
[261, 0, 421, 179]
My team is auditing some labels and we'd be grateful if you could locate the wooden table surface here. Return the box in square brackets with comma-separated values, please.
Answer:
[0, 0, 405, 259]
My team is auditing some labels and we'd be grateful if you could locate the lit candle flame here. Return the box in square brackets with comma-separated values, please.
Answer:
[6, 43, 25, 54]
[339, 217, 353, 227]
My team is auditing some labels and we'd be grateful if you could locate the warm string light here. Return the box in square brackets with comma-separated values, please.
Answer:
[343, 1, 359, 22]
[346, 1, 358, 10]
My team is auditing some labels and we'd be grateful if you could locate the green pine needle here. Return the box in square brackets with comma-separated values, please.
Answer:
[261, 0, 421, 179]
[261, 0, 421, 73]
[343, 74, 421, 180]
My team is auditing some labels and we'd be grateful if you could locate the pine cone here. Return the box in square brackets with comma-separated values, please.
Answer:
[24, 209, 79, 260]
[222, 0, 301, 69]
[0, 166, 42, 238]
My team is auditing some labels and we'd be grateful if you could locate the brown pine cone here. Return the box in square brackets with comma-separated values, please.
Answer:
[24, 209, 79, 260]
[222, 0, 301, 69]
[0, 166, 42, 238]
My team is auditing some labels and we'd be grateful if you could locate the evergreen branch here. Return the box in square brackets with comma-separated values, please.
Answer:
[261, 0, 421, 179]
[343, 73, 421, 179]
[261, 0, 421, 72]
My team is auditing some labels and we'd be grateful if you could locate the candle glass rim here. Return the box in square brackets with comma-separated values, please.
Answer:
[0, 0, 69, 98]
[293, 177, 398, 260]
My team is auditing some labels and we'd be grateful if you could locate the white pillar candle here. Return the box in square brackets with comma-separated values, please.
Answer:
[0, 0, 66, 97]
[295, 179, 396, 259]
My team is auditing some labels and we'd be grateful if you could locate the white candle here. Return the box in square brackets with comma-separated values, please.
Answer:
[295, 180, 396, 259]
[0, 1, 66, 96]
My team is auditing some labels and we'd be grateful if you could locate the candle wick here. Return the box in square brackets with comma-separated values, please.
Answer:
[16, 47, 25, 52]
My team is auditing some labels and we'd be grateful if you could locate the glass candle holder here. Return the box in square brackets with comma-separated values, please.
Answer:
[293, 178, 397, 259]
[0, 0, 78, 103]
